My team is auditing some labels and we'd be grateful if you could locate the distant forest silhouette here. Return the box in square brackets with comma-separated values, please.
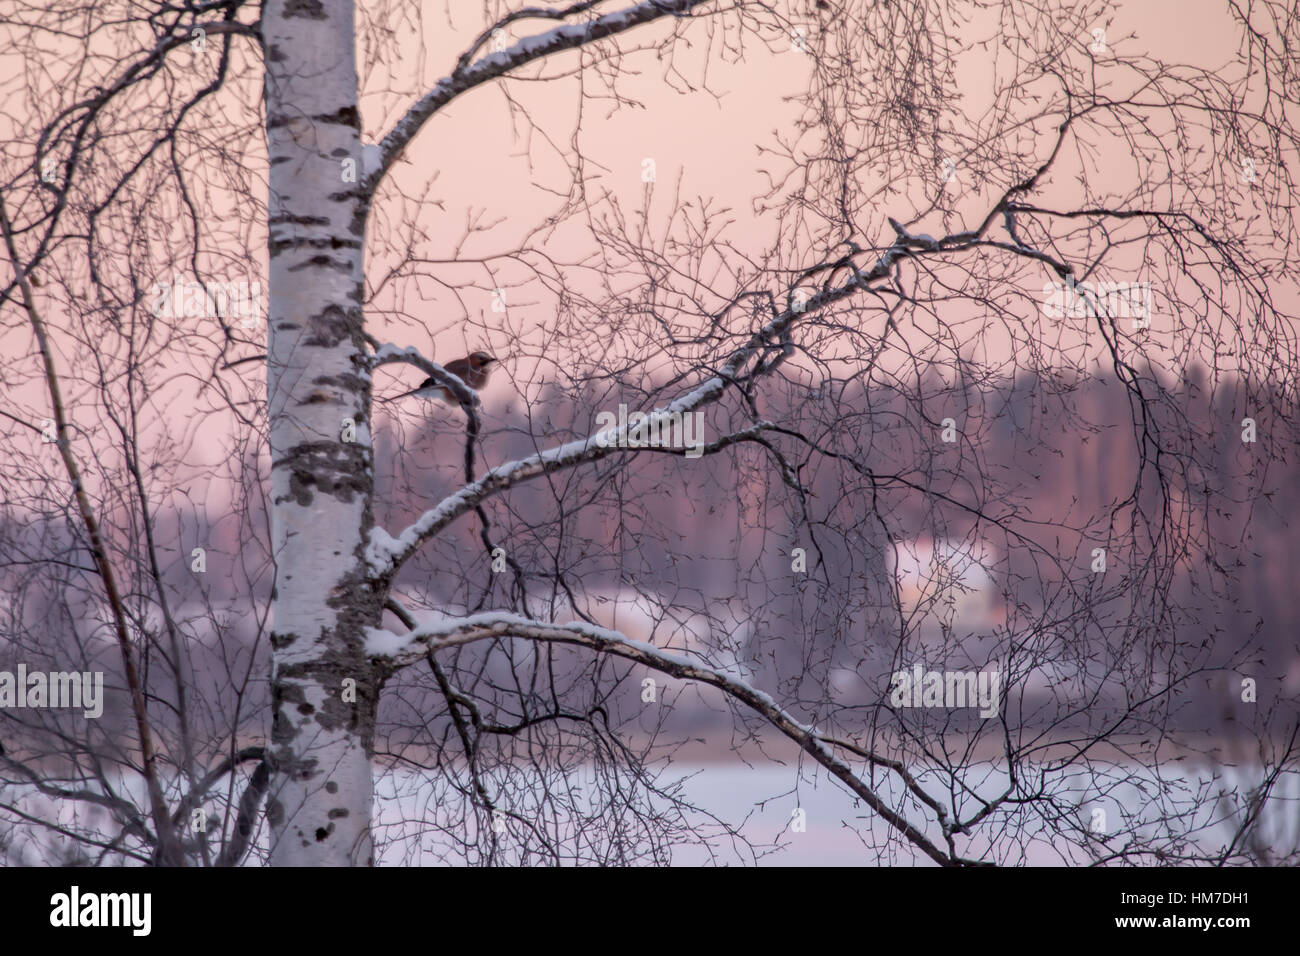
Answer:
[2, 365, 1293, 749]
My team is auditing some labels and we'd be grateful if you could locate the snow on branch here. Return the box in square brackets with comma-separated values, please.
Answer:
[365, 226, 917, 579]
[364, 609, 958, 865]
[367, 342, 426, 368]
[367, 342, 479, 406]
[363, 195, 1043, 579]
[365, 374, 728, 577]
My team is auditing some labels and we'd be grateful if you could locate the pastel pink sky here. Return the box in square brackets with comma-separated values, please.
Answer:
[2, 0, 1290, 492]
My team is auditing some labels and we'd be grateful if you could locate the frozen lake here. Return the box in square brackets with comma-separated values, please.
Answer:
[374, 757, 1300, 866]
[4, 758, 1296, 865]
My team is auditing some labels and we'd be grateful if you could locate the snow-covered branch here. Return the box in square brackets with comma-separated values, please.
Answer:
[364, 168, 1089, 576]
[360, 0, 714, 198]
[368, 342, 479, 406]
[365, 610, 960, 866]
[363, 216, 960, 579]
[365, 375, 727, 576]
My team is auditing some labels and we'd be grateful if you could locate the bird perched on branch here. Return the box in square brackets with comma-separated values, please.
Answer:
[391, 351, 499, 404]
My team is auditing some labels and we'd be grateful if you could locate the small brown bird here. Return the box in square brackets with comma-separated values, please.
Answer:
[392, 351, 498, 404]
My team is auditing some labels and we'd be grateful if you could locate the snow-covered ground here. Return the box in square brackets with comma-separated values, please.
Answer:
[373, 758, 1300, 866]
[4, 759, 1296, 865]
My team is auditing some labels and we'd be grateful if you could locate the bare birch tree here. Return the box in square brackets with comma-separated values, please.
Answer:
[1, 0, 1298, 866]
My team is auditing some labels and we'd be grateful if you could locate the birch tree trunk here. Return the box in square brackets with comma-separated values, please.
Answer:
[263, 0, 378, 866]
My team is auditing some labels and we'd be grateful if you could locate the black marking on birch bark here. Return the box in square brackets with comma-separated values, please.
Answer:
[327, 584, 384, 734]
[269, 238, 358, 260]
[273, 440, 370, 506]
[348, 204, 366, 238]
[270, 630, 297, 650]
[283, 0, 327, 20]
[313, 371, 368, 394]
[325, 192, 371, 238]
[271, 236, 361, 252]
[328, 105, 360, 128]
[270, 213, 331, 228]
[276, 650, 378, 738]
[302, 303, 359, 348]
[267, 107, 358, 131]
[287, 254, 352, 273]
[271, 680, 310, 744]
[273, 656, 371, 758]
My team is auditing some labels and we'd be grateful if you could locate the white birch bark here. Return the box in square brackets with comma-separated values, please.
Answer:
[263, 0, 378, 866]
